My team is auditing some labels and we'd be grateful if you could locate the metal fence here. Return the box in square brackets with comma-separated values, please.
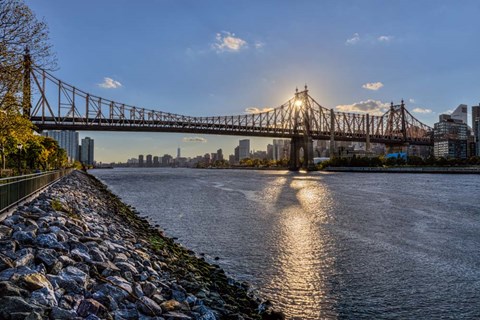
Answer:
[0, 169, 74, 214]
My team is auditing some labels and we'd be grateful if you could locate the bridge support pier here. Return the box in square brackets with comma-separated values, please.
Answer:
[289, 136, 315, 171]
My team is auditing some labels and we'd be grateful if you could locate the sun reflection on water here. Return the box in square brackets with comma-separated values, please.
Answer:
[263, 175, 337, 319]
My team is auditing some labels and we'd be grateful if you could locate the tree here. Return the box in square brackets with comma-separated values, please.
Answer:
[0, 0, 56, 104]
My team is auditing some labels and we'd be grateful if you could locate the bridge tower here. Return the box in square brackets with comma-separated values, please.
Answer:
[289, 86, 316, 171]
[385, 100, 409, 154]
[22, 48, 32, 118]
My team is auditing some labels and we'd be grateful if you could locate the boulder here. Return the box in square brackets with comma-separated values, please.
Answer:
[76, 298, 109, 318]
[136, 296, 163, 316]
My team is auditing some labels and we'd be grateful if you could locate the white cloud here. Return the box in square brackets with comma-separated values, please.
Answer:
[409, 98, 415, 103]
[183, 137, 207, 143]
[412, 107, 432, 114]
[98, 77, 122, 89]
[378, 35, 393, 42]
[345, 33, 360, 45]
[362, 82, 384, 91]
[254, 41, 265, 49]
[212, 32, 247, 53]
[336, 100, 390, 116]
[245, 107, 274, 114]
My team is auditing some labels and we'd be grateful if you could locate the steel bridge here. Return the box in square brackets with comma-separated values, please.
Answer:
[22, 55, 433, 170]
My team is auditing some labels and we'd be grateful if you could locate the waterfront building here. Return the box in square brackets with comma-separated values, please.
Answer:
[80, 137, 94, 165]
[146, 154, 153, 167]
[162, 154, 173, 166]
[433, 117, 468, 159]
[177, 148, 181, 159]
[451, 104, 468, 124]
[153, 156, 160, 166]
[229, 154, 235, 165]
[42, 130, 79, 162]
[234, 146, 240, 162]
[138, 155, 144, 167]
[211, 153, 218, 162]
[239, 139, 250, 160]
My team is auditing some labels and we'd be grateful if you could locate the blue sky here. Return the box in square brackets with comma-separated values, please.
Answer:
[26, 1, 480, 162]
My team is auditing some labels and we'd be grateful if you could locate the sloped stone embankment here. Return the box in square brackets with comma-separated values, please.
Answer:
[0, 171, 283, 320]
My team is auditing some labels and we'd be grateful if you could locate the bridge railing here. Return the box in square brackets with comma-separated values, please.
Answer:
[0, 169, 74, 214]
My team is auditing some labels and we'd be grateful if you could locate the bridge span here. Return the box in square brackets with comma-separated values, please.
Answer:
[22, 56, 433, 170]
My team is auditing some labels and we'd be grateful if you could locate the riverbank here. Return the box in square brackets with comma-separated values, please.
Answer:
[0, 170, 282, 319]
[323, 166, 480, 174]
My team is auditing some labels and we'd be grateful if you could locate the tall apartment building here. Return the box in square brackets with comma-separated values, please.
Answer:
[138, 155, 144, 167]
[42, 130, 79, 162]
[80, 137, 94, 165]
[146, 154, 153, 167]
[433, 116, 468, 159]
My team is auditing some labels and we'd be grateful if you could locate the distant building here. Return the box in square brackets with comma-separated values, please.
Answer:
[475, 118, 480, 156]
[138, 155, 144, 167]
[239, 139, 250, 160]
[234, 146, 240, 162]
[146, 154, 153, 167]
[472, 104, 480, 132]
[153, 156, 160, 166]
[177, 148, 181, 159]
[433, 117, 468, 159]
[267, 144, 273, 160]
[229, 154, 236, 165]
[272, 139, 290, 161]
[216, 149, 223, 161]
[80, 137, 94, 165]
[451, 104, 468, 124]
[162, 154, 173, 166]
[42, 130, 79, 162]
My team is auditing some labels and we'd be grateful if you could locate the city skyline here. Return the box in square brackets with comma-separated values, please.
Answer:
[25, 1, 480, 162]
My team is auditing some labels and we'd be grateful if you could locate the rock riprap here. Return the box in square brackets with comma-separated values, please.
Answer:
[0, 171, 283, 320]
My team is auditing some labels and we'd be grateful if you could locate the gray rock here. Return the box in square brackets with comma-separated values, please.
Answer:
[76, 298, 108, 318]
[71, 248, 91, 261]
[48, 274, 83, 294]
[25, 311, 44, 320]
[14, 253, 35, 268]
[58, 265, 88, 287]
[115, 261, 139, 274]
[142, 281, 157, 297]
[113, 308, 138, 320]
[0, 296, 35, 318]
[136, 296, 163, 316]
[0, 240, 17, 257]
[36, 233, 64, 250]
[12, 230, 35, 245]
[0, 253, 14, 271]
[50, 306, 77, 319]
[163, 311, 192, 320]
[133, 282, 144, 298]
[106, 275, 133, 295]
[36, 249, 58, 268]
[0, 225, 13, 239]
[89, 247, 108, 262]
[30, 287, 57, 307]
[0, 281, 29, 298]
[95, 283, 129, 302]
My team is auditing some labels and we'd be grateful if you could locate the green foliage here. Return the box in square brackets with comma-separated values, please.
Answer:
[50, 198, 63, 211]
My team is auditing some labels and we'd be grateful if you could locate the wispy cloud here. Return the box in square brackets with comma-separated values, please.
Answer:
[336, 100, 390, 116]
[409, 98, 415, 103]
[245, 107, 274, 114]
[254, 41, 265, 49]
[412, 107, 432, 114]
[362, 82, 384, 91]
[378, 35, 393, 42]
[345, 33, 360, 45]
[98, 77, 122, 89]
[212, 32, 247, 53]
[183, 137, 207, 143]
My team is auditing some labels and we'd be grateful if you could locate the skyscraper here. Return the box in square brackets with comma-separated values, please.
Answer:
[177, 147, 181, 159]
[138, 155, 144, 167]
[473, 104, 480, 132]
[272, 139, 290, 161]
[80, 137, 94, 165]
[146, 154, 153, 167]
[238, 139, 250, 160]
[451, 104, 468, 124]
[42, 130, 79, 162]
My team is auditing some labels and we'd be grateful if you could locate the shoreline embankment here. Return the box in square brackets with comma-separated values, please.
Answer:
[323, 166, 480, 174]
[0, 170, 283, 320]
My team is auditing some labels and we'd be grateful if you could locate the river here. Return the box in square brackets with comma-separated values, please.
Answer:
[90, 168, 480, 319]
